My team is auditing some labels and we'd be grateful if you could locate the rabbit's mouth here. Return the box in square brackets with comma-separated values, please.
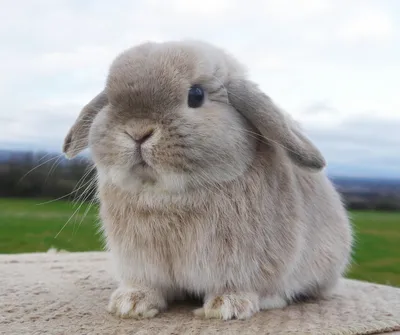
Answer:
[131, 158, 157, 177]
[127, 160, 157, 185]
[132, 160, 151, 171]
[137, 161, 148, 168]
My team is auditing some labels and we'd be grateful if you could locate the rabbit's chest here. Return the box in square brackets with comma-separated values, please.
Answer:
[143, 214, 260, 292]
[103, 198, 269, 293]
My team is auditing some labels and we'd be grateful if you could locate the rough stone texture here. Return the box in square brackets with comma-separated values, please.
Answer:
[1, 251, 399, 335]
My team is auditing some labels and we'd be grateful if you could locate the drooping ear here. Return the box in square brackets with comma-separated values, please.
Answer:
[227, 78, 326, 170]
[63, 91, 108, 159]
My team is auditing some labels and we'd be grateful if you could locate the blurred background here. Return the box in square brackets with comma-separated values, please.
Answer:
[0, 0, 399, 287]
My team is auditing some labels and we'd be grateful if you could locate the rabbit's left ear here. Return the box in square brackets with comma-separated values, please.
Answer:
[227, 78, 326, 170]
[63, 91, 108, 159]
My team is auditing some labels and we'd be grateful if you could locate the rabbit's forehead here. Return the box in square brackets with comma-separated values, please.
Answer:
[105, 43, 224, 110]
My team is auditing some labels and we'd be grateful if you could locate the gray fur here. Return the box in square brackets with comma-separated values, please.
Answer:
[63, 40, 353, 320]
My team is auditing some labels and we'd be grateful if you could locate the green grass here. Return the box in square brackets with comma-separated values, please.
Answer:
[0, 198, 103, 254]
[347, 211, 400, 287]
[0, 198, 399, 286]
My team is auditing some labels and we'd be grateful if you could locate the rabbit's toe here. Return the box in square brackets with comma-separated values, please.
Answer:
[107, 286, 166, 319]
[194, 292, 260, 320]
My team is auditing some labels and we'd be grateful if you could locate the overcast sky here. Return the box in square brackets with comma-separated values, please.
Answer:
[1, 0, 399, 177]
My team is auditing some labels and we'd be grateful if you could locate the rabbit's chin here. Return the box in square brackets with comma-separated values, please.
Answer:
[96, 158, 252, 195]
[96, 164, 192, 194]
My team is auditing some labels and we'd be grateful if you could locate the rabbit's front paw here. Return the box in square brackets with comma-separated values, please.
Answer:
[194, 292, 260, 320]
[107, 286, 166, 319]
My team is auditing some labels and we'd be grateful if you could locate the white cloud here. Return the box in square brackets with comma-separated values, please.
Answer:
[261, 0, 333, 22]
[337, 7, 394, 43]
[168, 0, 232, 16]
[36, 47, 115, 75]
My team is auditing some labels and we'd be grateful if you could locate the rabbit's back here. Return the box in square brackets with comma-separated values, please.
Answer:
[284, 170, 353, 299]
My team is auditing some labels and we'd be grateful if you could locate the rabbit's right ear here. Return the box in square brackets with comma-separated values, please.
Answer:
[63, 91, 108, 159]
[227, 78, 326, 170]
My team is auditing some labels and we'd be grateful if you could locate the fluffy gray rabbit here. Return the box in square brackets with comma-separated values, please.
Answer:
[63, 40, 353, 320]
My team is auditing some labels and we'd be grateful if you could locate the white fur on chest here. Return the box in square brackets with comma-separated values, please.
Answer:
[104, 210, 266, 297]
[99, 175, 292, 298]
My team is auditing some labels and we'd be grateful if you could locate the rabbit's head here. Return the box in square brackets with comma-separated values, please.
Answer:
[63, 40, 325, 192]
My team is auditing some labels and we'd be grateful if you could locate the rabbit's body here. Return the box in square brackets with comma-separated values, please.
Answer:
[63, 40, 352, 320]
[99, 144, 351, 311]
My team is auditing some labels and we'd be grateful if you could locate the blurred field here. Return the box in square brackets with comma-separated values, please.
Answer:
[348, 211, 400, 287]
[0, 198, 399, 287]
[0, 198, 102, 254]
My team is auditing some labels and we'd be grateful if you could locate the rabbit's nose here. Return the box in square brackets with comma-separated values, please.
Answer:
[133, 129, 154, 145]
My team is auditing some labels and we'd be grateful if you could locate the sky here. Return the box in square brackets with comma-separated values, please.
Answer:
[1, 0, 399, 178]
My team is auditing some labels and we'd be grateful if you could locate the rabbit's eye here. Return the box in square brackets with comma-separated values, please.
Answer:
[188, 85, 205, 108]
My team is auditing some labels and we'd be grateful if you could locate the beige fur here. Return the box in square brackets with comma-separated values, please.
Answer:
[63, 40, 353, 320]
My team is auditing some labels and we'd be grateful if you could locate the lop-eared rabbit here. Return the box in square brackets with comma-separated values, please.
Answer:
[63, 40, 352, 320]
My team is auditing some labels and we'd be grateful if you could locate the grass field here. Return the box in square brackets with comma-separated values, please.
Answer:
[0, 198, 399, 287]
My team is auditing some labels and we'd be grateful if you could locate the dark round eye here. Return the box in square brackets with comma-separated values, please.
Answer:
[188, 85, 205, 108]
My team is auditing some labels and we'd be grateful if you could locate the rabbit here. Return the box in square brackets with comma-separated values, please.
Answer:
[62, 40, 353, 321]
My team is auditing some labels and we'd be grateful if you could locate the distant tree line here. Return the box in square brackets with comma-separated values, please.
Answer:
[0, 151, 96, 201]
[0, 150, 399, 211]
[342, 193, 400, 211]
